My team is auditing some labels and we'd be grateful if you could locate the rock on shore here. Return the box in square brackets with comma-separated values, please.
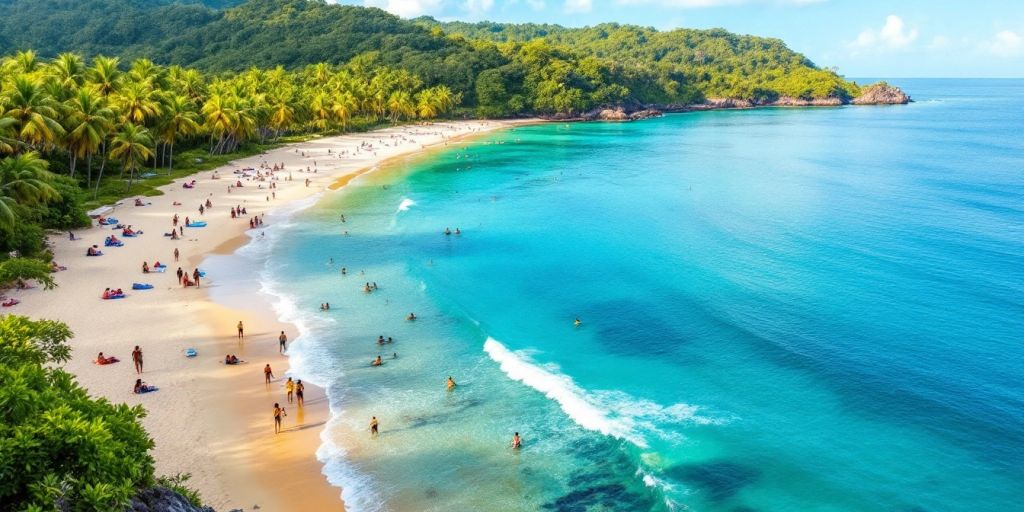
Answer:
[852, 82, 912, 105]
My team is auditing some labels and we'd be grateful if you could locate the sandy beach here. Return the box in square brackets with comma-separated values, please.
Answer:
[10, 120, 531, 511]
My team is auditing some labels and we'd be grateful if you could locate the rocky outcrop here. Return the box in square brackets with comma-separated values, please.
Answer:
[129, 487, 215, 512]
[769, 96, 844, 107]
[852, 82, 912, 105]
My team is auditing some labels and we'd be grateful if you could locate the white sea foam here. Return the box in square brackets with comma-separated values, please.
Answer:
[483, 337, 720, 450]
[397, 197, 416, 212]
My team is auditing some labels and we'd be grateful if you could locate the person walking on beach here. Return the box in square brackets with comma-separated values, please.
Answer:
[285, 377, 295, 404]
[176, 267, 184, 284]
[131, 346, 143, 374]
[278, 331, 288, 353]
[264, 364, 274, 384]
[296, 379, 305, 406]
[273, 403, 286, 434]
[173, 248, 179, 262]
[237, 320, 244, 339]
[369, 416, 379, 436]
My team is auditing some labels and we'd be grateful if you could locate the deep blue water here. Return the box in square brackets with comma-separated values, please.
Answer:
[223, 79, 1024, 511]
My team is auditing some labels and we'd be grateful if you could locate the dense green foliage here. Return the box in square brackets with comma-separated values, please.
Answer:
[0, 0, 860, 115]
[0, 49, 457, 262]
[0, 315, 156, 510]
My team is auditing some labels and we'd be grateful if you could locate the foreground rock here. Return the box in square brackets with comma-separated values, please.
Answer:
[129, 487, 215, 512]
[852, 82, 912, 105]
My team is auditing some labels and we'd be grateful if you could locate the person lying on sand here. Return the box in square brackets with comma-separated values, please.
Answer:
[95, 352, 120, 365]
[134, 379, 156, 394]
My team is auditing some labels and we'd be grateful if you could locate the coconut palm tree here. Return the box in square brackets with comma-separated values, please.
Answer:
[157, 95, 200, 170]
[108, 123, 153, 192]
[49, 53, 86, 89]
[387, 90, 415, 123]
[331, 91, 358, 131]
[0, 152, 59, 228]
[64, 89, 113, 183]
[1, 76, 65, 150]
[88, 56, 123, 98]
[0, 112, 20, 154]
[115, 81, 162, 126]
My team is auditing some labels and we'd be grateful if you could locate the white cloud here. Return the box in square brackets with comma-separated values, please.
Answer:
[848, 15, 918, 53]
[465, 0, 495, 14]
[984, 30, 1023, 58]
[564, 0, 592, 12]
[616, 0, 823, 7]
[362, 0, 443, 17]
[526, 0, 546, 10]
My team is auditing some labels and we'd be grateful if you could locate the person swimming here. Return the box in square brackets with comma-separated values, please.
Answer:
[444, 227, 451, 236]
[378, 335, 386, 345]
[511, 432, 522, 449]
[407, 312, 417, 321]
[574, 318, 581, 327]
[446, 376, 456, 391]
[371, 355, 383, 366]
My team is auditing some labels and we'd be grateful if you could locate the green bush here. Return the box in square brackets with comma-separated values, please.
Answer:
[0, 316, 156, 511]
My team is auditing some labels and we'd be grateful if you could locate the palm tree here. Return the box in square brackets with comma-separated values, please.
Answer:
[1, 76, 65, 149]
[0, 112, 20, 154]
[158, 95, 200, 170]
[115, 81, 162, 126]
[64, 89, 113, 183]
[0, 152, 59, 228]
[108, 124, 153, 193]
[387, 90, 415, 123]
[49, 53, 86, 89]
[202, 94, 233, 154]
[331, 91, 358, 131]
[268, 91, 296, 139]
[308, 91, 332, 132]
[88, 56, 123, 98]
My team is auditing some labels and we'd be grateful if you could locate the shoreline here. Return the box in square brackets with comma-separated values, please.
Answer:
[10, 119, 536, 510]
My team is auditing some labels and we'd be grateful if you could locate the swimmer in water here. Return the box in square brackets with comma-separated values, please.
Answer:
[407, 312, 417, 321]
[511, 432, 522, 449]
[444, 227, 451, 236]
[574, 318, 581, 327]
[371, 355, 383, 366]
[446, 376, 456, 391]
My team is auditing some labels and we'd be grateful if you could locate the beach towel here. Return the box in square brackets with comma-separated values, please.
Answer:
[183, 183, 194, 189]
[155, 263, 167, 269]
[184, 348, 198, 357]
[103, 294, 126, 300]
[135, 387, 158, 394]
[87, 251, 104, 256]
[151, 267, 167, 273]
[104, 241, 123, 247]
[132, 283, 154, 290]
[186, 221, 207, 228]
[122, 232, 141, 237]
[96, 357, 120, 365]
[100, 217, 119, 225]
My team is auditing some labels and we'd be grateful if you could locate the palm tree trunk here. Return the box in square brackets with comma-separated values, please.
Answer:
[94, 141, 108, 200]
[86, 153, 93, 189]
[69, 153, 77, 178]
[168, 141, 174, 173]
[126, 165, 135, 192]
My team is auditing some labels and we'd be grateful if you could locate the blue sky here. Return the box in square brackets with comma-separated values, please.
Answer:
[337, 0, 1024, 78]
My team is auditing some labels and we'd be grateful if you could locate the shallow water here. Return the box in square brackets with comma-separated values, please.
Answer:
[213, 79, 1024, 511]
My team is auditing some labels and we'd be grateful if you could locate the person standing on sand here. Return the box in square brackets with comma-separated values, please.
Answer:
[132, 346, 143, 374]
[285, 377, 295, 403]
[264, 364, 274, 384]
[274, 403, 286, 434]
[296, 379, 305, 406]
[176, 267, 184, 284]
[192, 268, 201, 288]
[279, 331, 288, 353]
[173, 247, 179, 262]
[237, 320, 244, 339]
[369, 416, 379, 436]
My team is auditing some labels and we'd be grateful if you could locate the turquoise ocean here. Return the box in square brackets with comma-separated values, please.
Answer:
[209, 79, 1024, 511]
